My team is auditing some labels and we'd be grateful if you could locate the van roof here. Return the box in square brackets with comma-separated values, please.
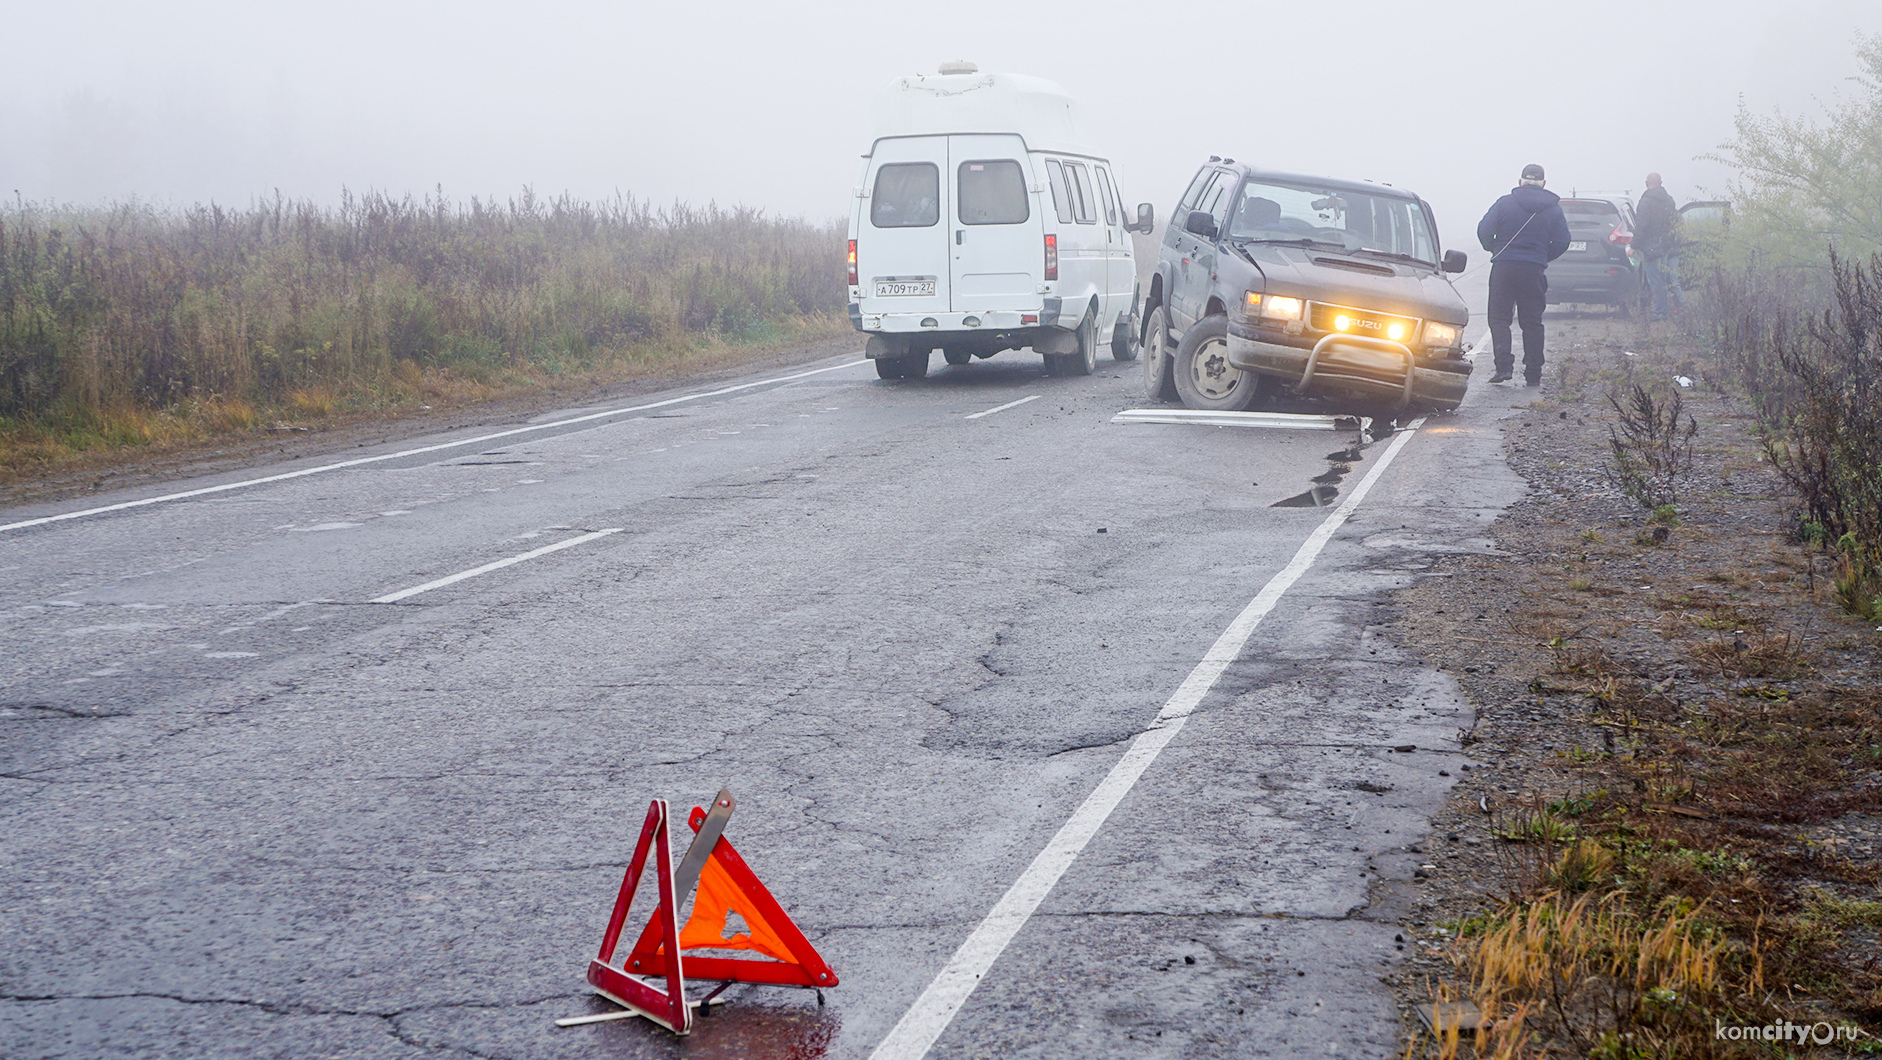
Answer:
[871, 71, 1096, 157]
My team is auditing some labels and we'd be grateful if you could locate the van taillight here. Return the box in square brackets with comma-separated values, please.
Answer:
[1043, 234, 1058, 280]
[847, 240, 858, 285]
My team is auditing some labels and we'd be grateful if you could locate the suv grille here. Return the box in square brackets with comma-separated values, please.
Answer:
[1307, 302, 1421, 341]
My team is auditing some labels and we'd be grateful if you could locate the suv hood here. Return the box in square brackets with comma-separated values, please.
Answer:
[1235, 242, 1468, 325]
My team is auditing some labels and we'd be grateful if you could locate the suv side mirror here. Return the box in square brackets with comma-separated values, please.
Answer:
[1442, 249, 1467, 274]
[1130, 203, 1154, 234]
[1184, 210, 1218, 240]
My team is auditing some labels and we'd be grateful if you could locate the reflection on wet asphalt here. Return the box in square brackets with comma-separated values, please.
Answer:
[577, 1000, 839, 1059]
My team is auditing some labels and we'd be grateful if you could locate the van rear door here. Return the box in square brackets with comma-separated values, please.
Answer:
[860, 138, 950, 318]
[948, 135, 1038, 313]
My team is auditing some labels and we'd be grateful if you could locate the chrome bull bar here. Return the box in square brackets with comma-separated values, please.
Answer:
[1295, 333, 1418, 408]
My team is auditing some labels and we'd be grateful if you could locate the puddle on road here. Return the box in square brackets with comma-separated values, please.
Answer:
[1270, 415, 1405, 507]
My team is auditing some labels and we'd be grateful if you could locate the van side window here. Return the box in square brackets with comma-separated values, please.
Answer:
[958, 160, 1029, 225]
[1064, 162, 1096, 224]
[870, 163, 939, 229]
[1094, 167, 1119, 226]
[1044, 159, 1074, 225]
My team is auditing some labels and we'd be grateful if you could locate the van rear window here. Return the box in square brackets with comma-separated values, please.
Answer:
[871, 163, 939, 228]
[958, 160, 1029, 225]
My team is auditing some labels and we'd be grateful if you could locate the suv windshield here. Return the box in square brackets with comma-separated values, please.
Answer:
[1227, 179, 1437, 263]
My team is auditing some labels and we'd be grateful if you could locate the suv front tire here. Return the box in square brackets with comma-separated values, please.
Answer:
[1173, 315, 1261, 412]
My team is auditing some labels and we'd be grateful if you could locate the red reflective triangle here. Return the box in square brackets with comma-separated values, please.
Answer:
[586, 799, 694, 1034]
[623, 804, 838, 989]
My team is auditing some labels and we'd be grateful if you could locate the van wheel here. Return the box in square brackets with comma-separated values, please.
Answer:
[1057, 308, 1099, 377]
[1111, 314, 1138, 362]
[1140, 305, 1179, 403]
[875, 357, 905, 380]
[900, 349, 931, 379]
[1173, 315, 1260, 412]
[942, 347, 972, 366]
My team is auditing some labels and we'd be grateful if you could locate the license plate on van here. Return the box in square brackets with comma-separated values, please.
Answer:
[875, 280, 936, 297]
[1568, 241, 1588, 252]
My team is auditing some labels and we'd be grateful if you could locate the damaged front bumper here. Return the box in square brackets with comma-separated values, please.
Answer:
[1228, 324, 1470, 411]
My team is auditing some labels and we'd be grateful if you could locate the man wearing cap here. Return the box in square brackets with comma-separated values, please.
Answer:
[1477, 164, 1572, 385]
[1633, 172, 1684, 321]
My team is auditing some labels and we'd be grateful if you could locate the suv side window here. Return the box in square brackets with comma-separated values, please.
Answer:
[1094, 167, 1120, 226]
[1064, 161, 1097, 224]
[1173, 168, 1212, 221]
[1198, 173, 1235, 232]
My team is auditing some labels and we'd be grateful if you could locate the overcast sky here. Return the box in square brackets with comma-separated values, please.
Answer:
[1, 0, 1876, 246]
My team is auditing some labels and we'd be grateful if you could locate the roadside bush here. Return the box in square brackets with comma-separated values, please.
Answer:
[1605, 382, 1698, 510]
[1708, 32, 1882, 268]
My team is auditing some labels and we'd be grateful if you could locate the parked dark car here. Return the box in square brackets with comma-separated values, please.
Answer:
[1140, 160, 1471, 412]
[1548, 196, 1640, 316]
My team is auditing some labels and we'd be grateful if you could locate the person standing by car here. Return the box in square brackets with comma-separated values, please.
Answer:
[1477, 164, 1571, 385]
[1633, 172, 1684, 321]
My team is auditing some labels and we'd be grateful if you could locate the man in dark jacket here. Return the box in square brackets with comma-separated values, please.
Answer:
[1477, 164, 1572, 385]
[1633, 172, 1684, 320]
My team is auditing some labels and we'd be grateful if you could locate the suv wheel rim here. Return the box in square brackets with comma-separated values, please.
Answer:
[1187, 336, 1240, 400]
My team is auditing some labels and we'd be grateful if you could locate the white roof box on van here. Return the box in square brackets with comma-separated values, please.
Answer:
[871, 66, 1092, 156]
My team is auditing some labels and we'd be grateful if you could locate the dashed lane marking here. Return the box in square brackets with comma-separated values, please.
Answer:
[963, 394, 1040, 420]
[369, 529, 623, 604]
[0, 359, 870, 534]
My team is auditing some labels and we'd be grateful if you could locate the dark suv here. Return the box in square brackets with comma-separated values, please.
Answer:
[1141, 160, 1471, 412]
[1547, 196, 1640, 316]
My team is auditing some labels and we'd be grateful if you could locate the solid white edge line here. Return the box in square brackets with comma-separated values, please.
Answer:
[0, 359, 871, 534]
[963, 394, 1040, 420]
[369, 528, 622, 604]
[866, 416, 1428, 1060]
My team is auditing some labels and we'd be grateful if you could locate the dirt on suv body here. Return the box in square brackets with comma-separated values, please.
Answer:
[1142, 161, 1472, 413]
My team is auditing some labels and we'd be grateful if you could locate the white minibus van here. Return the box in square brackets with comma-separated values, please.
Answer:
[847, 63, 1153, 379]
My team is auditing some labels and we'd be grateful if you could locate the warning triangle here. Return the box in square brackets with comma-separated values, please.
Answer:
[584, 799, 695, 1034]
[622, 804, 838, 989]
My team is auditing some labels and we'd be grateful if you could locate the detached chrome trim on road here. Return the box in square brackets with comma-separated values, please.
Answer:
[1110, 409, 1351, 430]
[868, 417, 1430, 1060]
[0, 359, 871, 534]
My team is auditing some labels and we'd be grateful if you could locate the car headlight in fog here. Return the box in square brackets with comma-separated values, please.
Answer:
[1423, 322, 1460, 349]
[1261, 295, 1304, 323]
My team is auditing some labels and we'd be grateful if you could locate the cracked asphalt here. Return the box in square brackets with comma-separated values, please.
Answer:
[1, 322, 1527, 1058]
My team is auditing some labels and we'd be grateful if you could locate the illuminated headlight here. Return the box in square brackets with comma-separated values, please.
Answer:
[1386, 323, 1407, 341]
[1423, 322, 1461, 349]
[1261, 295, 1304, 323]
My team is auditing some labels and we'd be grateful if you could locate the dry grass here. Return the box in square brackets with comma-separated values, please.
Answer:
[0, 192, 849, 472]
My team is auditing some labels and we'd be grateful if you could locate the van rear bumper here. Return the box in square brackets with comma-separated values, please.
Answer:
[856, 300, 1062, 336]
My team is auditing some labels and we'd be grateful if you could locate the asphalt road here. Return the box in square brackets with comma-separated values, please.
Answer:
[2, 293, 1540, 1058]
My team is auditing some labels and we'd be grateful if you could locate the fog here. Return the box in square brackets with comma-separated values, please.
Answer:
[2, 0, 1875, 248]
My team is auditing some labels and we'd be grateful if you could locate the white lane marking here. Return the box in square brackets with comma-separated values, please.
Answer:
[964, 395, 1040, 420]
[369, 528, 622, 604]
[867, 417, 1428, 1060]
[1, 359, 870, 534]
